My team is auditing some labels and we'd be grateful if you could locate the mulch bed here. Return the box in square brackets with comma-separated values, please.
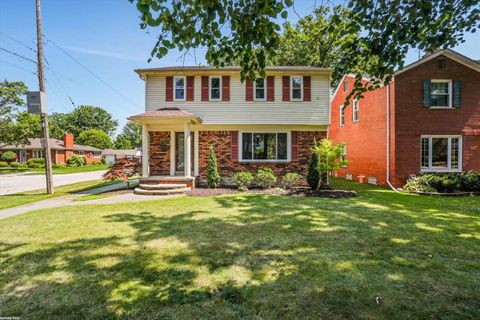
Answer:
[187, 187, 357, 198]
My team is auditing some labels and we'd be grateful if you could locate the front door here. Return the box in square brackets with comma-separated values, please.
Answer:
[175, 132, 194, 175]
[19, 150, 26, 163]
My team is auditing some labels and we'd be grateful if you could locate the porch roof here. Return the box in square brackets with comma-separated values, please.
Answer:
[129, 107, 202, 124]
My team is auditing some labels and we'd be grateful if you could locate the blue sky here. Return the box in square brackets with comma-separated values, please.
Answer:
[1, 0, 479, 135]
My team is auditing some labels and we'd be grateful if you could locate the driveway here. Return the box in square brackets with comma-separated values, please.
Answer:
[0, 170, 107, 195]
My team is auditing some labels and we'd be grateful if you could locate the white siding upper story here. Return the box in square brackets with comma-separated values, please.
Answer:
[139, 67, 331, 126]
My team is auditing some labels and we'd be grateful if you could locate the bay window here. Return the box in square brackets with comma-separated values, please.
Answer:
[174, 76, 186, 100]
[420, 136, 462, 172]
[241, 132, 289, 161]
[210, 76, 222, 100]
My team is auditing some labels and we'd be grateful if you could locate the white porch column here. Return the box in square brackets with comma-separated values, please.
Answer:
[141, 124, 149, 177]
[184, 122, 192, 177]
[169, 131, 175, 176]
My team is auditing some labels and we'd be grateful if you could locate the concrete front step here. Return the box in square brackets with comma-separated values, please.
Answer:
[134, 187, 191, 196]
[139, 183, 188, 190]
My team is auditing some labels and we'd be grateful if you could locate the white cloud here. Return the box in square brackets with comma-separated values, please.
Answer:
[60, 45, 146, 62]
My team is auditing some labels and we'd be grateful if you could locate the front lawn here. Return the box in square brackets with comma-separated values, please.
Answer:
[0, 164, 110, 175]
[0, 179, 479, 319]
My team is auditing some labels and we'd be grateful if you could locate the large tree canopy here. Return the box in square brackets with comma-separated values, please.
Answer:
[131, 0, 479, 96]
[114, 121, 142, 150]
[49, 105, 119, 138]
[76, 129, 113, 149]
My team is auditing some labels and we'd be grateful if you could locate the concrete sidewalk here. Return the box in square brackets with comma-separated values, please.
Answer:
[0, 180, 183, 220]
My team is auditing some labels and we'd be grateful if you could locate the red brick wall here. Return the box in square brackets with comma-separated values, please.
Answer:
[197, 130, 326, 185]
[393, 55, 480, 186]
[329, 75, 390, 186]
[149, 131, 171, 175]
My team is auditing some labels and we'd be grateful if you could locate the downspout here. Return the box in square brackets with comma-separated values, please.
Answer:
[386, 83, 399, 192]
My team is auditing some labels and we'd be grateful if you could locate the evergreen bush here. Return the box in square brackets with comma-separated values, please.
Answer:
[206, 145, 220, 188]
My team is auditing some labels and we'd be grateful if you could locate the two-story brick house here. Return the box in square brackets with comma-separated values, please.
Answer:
[330, 49, 480, 187]
[129, 66, 332, 194]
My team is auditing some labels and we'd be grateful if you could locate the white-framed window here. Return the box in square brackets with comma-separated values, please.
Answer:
[94, 151, 102, 158]
[352, 99, 359, 122]
[209, 76, 222, 101]
[240, 132, 290, 162]
[290, 76, 303, 101]
[340, 144, 347, 167]
[174, 76, 186, 101]
[79, 151, 85, 156]
[254, 78, 266, 101]
[340, 106, 345, 127]
[430, 79, 452, 108]
[32, 150, 44, 158]
[420, 135, 462, 172]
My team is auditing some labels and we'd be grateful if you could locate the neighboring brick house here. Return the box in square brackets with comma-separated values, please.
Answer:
[0, 133, 103, 165]
[130, 66, 331, 191]
[330, 49, 480, 187]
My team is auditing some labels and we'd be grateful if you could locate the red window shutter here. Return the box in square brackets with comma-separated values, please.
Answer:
[245, 77, 254, 101]
[186, 76, 194, 101]
[231, 131, 239, 161]
[267, 76, 275, 101]
[222, 75, 230, 101]
[282, 76, 290, 101]
[201, 76, 209, 101]
[291, 131, 299, 161]
[303, 76, 311, 101]
[166, 76, 173, 102]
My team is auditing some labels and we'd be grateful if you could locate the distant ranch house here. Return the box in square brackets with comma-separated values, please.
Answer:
[0, 133, 102, 165]
[102, 148, 142, 164]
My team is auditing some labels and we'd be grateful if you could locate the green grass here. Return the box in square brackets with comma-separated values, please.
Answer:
[0, 180, 119, 210]
[0, 179, 479, 319]
[0, 164, 110, 175]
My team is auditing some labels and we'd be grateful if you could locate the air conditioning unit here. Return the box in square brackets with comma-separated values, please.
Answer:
[27, 91, 47, 114]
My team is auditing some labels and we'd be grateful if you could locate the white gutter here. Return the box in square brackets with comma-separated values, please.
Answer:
[386, 83, 399, 192]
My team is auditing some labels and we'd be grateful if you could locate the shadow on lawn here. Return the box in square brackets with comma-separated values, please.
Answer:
[1, 187, 479, 319]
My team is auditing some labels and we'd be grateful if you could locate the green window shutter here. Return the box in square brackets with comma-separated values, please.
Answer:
[453, 80, 462, 108]
[423, 80, 431, 108]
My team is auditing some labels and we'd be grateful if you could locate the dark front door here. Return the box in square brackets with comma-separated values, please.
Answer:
[175, 132, 195, 175]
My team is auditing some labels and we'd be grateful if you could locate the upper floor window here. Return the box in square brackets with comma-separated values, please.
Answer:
[437, 58, 446, 70]
[241, 132, 289, 161]
[421, 136, 461, 172]
[353, 99, 359, 122]
[340, 106, 345, 127]
[291, 76, 303, 101]
[254, 78, 266, 100]
[174, 76, 186, 101]
[431, 80, 452, 108]
[210, 76, 222, 101]
[343, 81, 349, 92]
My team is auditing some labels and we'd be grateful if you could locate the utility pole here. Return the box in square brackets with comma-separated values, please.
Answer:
[36, 0, 54, 194]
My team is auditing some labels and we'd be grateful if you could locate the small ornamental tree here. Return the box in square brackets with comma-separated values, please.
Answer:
[206, 144, 220, 188]
[313, 139, 347, 189]
[103, 159, 140, 189]
[307, 140, 320, 190]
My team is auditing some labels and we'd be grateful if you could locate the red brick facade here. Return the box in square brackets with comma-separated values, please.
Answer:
[148, 130, 326, 185]
[330, 52, 480, 187]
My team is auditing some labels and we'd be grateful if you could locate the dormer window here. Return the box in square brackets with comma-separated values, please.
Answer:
[431, 80, 452, 108]
[210, 76, 222, 101]
[174, 76, 186, 101]
[254, 78, 266, 100]
[291, 76, 303, 101]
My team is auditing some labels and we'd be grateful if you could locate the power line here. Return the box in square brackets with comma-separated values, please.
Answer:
[0, 31, 37, 54]
[0, 58, 37, 75]
[0, 47, 37, 64]
[45, 38, 141, 110]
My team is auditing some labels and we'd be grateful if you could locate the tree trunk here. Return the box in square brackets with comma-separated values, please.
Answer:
[319, 172, 331, 190]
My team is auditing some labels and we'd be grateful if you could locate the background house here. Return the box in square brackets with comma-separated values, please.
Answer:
[329, 49, 480, 187]
[0, 133, 103, 165]
[102, 148, 141, 164]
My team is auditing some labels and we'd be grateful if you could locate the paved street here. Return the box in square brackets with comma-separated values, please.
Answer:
[0, 170, 107, 195]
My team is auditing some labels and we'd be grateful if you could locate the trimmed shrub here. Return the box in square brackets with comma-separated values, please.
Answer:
[100, 157, 107, 165]
[281, 172, 301, 189]
[459, 171, 480, 192]
[403, 175, 437, 193]
[9, 161, 21, 168]
[422, 174, 459, 193]
[307, 150, 320, 190]
[206, 145, 221, 188]
[233, 172, 254, 191]
[27, 158, 45, 168]
[67, 155, 87, 167]
[0, 161, 8, 167]
[1, 151, 17, 163]
[256, 168, 277, 189]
